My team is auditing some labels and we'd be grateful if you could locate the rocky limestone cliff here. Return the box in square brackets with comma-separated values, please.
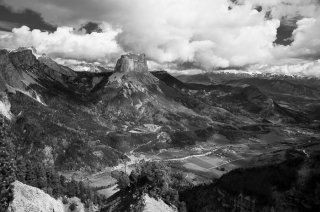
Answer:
[0, 49, 27, 92]
[0, 92, 13, 120]
[142, 194, 177, 212]
[108, 53, 159, 86]
[8, 181, 65, 212]
[9, 48, 38, 67]
[8, 181, 86, 212]
[114, 53, 148, 73]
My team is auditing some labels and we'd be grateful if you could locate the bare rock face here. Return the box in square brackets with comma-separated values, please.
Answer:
[143, 194, 178, 212]
[0, 92, 13, 120]
[9, 181, 86, 212]
[114, 53, 148, 73]
[109, 53, 158, 86]
[10, 48, 38, 67]
[8, 181, 66, 212]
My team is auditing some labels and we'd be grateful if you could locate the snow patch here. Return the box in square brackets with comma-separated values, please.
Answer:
[29, 47, 43, 59]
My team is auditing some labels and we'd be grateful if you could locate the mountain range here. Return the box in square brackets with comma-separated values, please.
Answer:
[1, 47, 320, 211]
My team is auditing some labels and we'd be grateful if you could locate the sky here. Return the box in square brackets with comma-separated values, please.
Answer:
[0, 0, 320, 76]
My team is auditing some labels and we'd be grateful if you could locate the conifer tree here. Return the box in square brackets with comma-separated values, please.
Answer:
[51, 173, 62, 198]
[68, 179, 80, 197]
[35, 163, 47, 189]
[25, 161, 37, 187]
[0, 119, 16, 211]
[46, 167, 54, 187]
[60, 175, 67, 194]
[16, 158, 27, 183]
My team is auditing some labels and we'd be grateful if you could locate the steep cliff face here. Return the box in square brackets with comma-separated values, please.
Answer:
[0, 49, 27, 93]
[108, 53, 158, 85]
[114, 54, 148, 73]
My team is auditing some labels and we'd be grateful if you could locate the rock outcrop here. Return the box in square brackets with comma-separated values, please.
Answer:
[0, 92, 13, 120]
[114, 53, 148, 73]
[142, 194, 177, 212]
[8, 181, 66, 212]
[108, 53, 159, 86]
[8, 181, 87, 212]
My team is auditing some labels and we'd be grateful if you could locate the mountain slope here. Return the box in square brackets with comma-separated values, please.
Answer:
[1, 47, 314, 173]
[180, 149, 320, 212]
[176, 72, 314, 123]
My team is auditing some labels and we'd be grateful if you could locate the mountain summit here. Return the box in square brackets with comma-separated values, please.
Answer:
[108, 53, 158, 86]
[114, 53, 148, 73]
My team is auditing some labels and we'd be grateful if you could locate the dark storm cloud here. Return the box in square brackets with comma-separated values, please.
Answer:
[0, 4, 56, 32]
[79, 22, 103, 34]
[0, 20, 20, 31]
[274, 17, 300, 46]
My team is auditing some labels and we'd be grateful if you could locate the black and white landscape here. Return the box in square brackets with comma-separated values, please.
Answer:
[1, 1, 320, 212]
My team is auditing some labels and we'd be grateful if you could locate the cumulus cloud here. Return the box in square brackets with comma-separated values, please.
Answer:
[274, 16, 320, 60]
[112, 0, 281, 68]
[0, 24, 122, 63]
[0, 0, 320, 72]
[1, 0, 281, 69]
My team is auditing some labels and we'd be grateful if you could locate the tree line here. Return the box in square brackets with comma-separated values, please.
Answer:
[0, 119, 105, 211]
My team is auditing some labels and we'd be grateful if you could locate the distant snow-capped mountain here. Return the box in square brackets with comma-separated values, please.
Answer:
[214, 60, 320, 79]
[68, 63, 114, 73]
